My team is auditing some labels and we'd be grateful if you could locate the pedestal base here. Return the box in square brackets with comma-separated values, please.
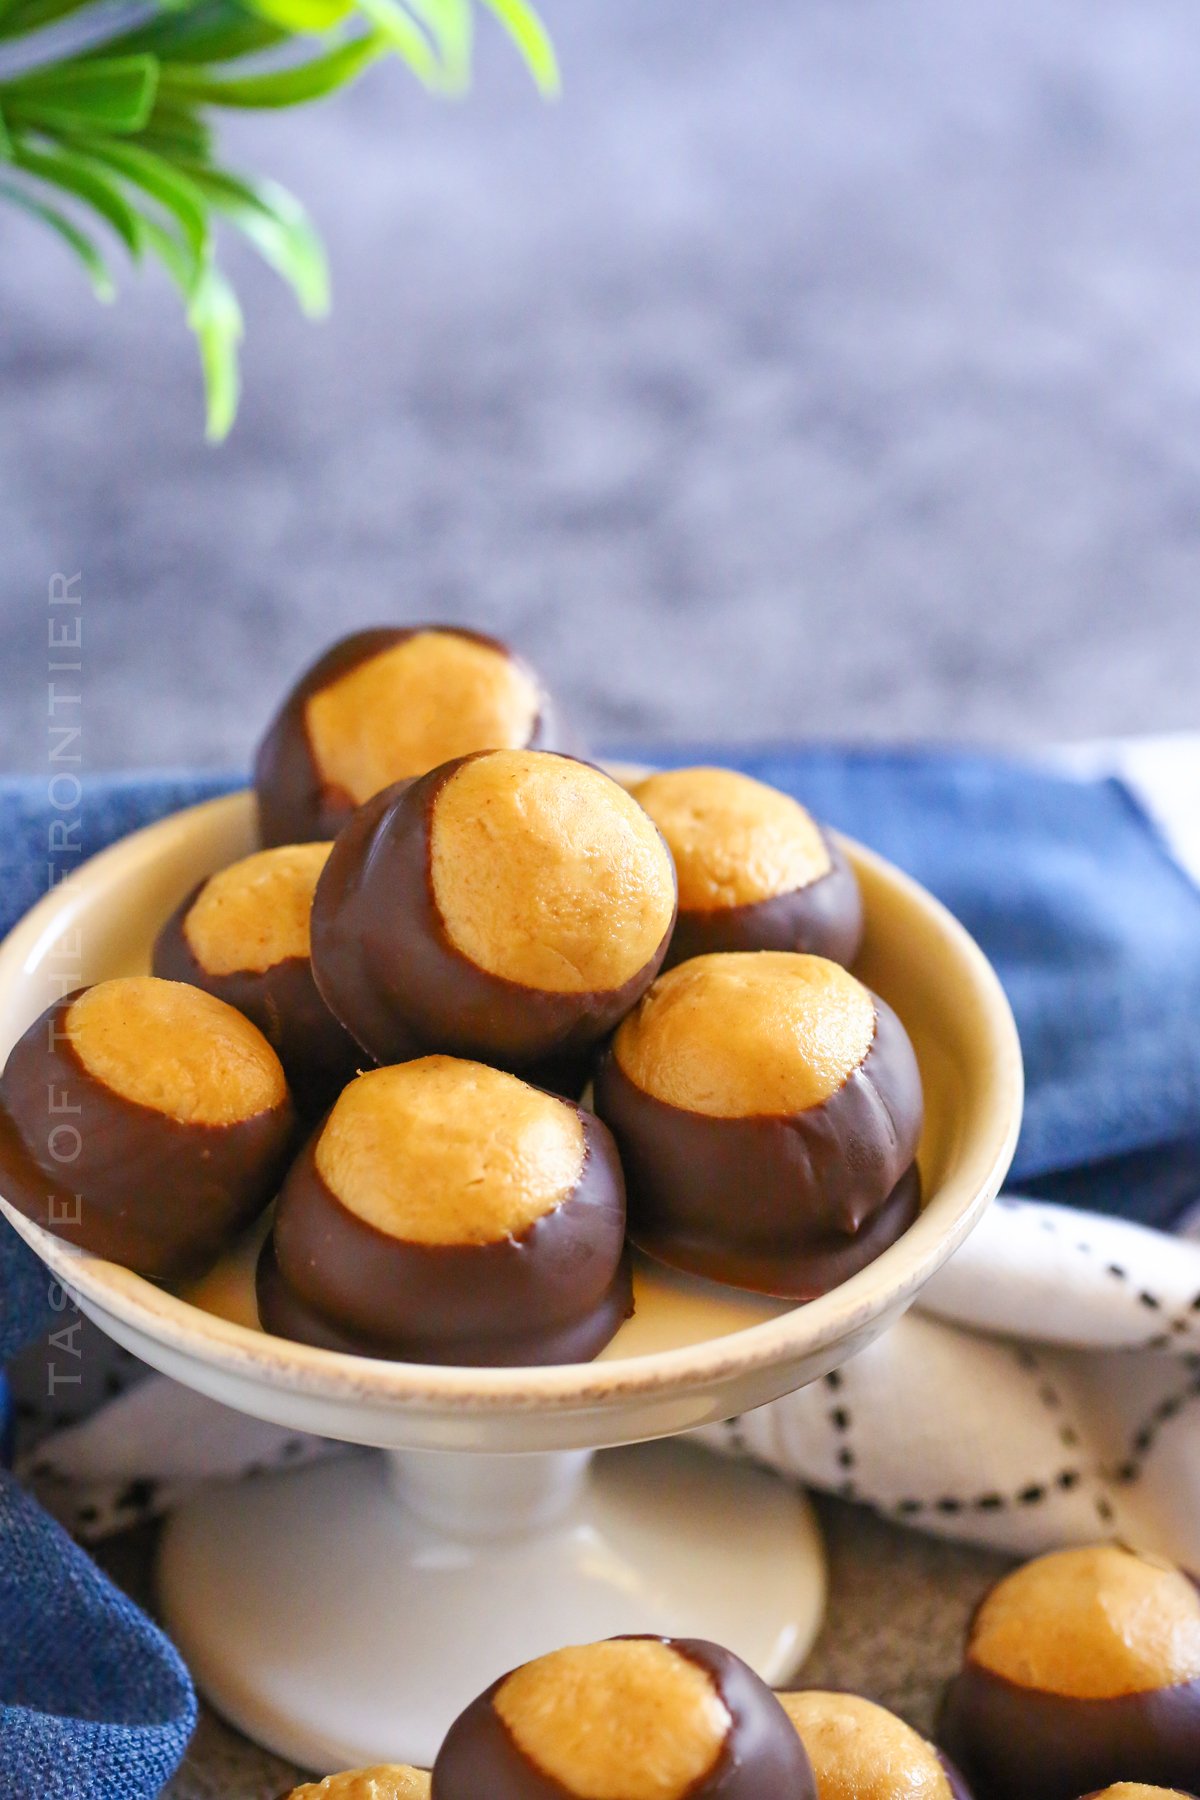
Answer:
[158, 1440, 826, 1772]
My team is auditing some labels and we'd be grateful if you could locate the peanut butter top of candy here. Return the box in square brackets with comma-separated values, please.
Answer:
[315, 1058, 586, 1245]
[969, 1544, 1200, 1698]
[66, 976, 287, 1125]
[430, 750, 676, 994]
[305, 629, 541, 805]
[778, 1691, 952, 1800]
[613, 952, 876, 1118]
[632, 766, 831, 911]
[1082, 1787, 1199, 1799]
[284, 1766, 430, 1800]
[494, 1639, 731, 1800]
[184, 843, 331, 976]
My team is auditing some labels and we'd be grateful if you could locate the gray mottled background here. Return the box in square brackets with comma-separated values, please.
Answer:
[1, 0, 1198, 773]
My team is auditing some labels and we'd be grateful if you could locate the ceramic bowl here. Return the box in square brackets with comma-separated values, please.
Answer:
[0, 781, 1022, 1455]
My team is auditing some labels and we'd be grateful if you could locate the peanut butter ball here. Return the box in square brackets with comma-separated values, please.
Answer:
[778, 1691, 972, 1799]
[593, 952, 923, 1297]
[255, 626, 567, 844]
[0, 976, 295, 1279]
[154, 845, 363, 1116]
[283, 1770, 430, 1799]
[939, 1545, 1200, 1800]
[258, 1056, 631, 1365]
[631, 767, 863, 969]
[311, 749, 677, 1069]
[432, 1637, 816, 1799]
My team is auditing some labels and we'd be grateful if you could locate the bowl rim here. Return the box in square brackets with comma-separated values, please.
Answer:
[0, 787, 1023, 1414]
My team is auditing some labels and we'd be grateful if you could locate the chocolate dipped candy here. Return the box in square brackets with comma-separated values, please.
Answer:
[778, 1691, 973, 1799]
[630, 766, 863, 968]
[153, 844, 364, 1117]
[258, 1056, 632, 1365]
[0, 976, 295, 1280]
[939, 1544, 1200, 1800]
[593, 951, 923, 1298]
[432, 1636, 817, 1799]
[282, 1770, 430, 1799]
[1078, 1789, 1200, 1799]
[311, 748, 677, 1069]
[256, 626, 566, 845]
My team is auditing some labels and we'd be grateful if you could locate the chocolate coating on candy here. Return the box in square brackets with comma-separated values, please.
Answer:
[255, 626, 564, 845]
[0, 977, 295, 1280]
[260, 1058, 632, 1365]
[256, 1234, 632, 1364]
[939, 1546, 1200, 1800]
[778, 1691, 972, 1800]
[153, 845, 363, 1117]
[593, 954, 924, 1298]
[631, 768, 864, 969]
[310, 751, 677, 1069]
[283, 1769, 430, 1799]
[432, 1636, 816, 1799]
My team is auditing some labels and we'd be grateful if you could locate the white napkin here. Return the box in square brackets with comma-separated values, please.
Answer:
[697, 1195, 1200, 1561]
[16, 736, 1200, 1562]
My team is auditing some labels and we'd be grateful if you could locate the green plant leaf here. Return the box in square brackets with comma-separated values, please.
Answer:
[139, 211, 195, 288]
[351, 0, 437, 85]
[408, 0, 473, 91]
[0, 0, 559, 443]
[96, 2, 289, 67]
[9, 136, 145, 255]
[0, 0, 96, 43]
[2, 54, 158, 133]
[140, 217, 242, 441]
[138, 98, 213, 162]
[189, 260, 243, 440]
[0, 174, 114, 296]
[241, 0, 355, 36]
[158, 33, 385, 108]
[327, 0, 440, 87]
[479, 0, 557, 94]
[73, 135, 211, 257]
[180, 160, 328, 314]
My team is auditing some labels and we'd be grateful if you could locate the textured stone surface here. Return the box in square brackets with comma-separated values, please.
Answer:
[1, 0, 1199, 770]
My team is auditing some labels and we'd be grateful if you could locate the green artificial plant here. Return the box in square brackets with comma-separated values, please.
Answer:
[0, 0, 556, 436]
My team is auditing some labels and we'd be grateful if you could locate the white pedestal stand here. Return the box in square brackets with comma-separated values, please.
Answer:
[158, 1440, 826, 1771]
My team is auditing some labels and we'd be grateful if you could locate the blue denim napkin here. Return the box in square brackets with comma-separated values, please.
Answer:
[1, 1377, 13, 1468]
[0, 751, 1198, 1799]
[0, 1476, 195, 1800]
[0, 774, 224, 1800]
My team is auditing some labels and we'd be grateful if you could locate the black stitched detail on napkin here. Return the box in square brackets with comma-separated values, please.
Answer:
[824, 1371, 857, 1498]
[1112, 1366, 1200, 1486]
